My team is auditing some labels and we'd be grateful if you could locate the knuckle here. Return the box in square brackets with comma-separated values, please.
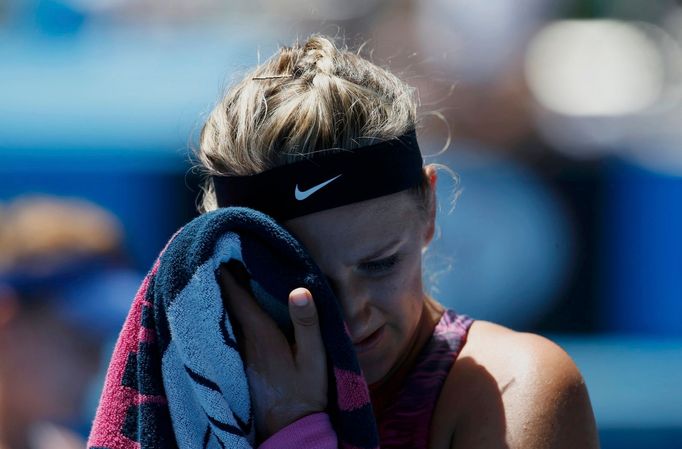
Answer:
[294, 314, 318, 327]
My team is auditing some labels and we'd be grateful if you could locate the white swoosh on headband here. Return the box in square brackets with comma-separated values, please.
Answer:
[295, 174, 343, 201]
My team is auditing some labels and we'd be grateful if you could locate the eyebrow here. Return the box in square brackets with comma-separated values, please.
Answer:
[356, 237, 405, 264]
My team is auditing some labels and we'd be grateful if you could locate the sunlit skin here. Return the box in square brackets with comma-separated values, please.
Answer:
[283, 187, 435, 384]
[220, 164, 600, 448]
[220, 165, 438, 442]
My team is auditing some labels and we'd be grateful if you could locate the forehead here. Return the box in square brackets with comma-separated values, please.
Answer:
[283, 191, 420, 265]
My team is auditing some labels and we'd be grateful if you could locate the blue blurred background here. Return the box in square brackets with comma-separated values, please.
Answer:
[0, 0, 681, 447]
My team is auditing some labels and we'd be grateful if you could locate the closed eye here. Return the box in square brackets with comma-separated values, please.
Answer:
[359, 254, 401, 274]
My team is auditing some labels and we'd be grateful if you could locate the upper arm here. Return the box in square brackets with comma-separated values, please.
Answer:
[503, 333, 599, 449]
[448, 322, 599, 449]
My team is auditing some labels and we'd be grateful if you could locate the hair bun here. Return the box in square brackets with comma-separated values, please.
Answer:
[295, 36, 335, 80]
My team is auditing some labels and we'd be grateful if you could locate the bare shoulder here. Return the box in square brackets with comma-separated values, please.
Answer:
[433, 320, 599, 449]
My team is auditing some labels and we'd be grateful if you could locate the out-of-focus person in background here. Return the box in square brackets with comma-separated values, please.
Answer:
[0, 196, 140, 449]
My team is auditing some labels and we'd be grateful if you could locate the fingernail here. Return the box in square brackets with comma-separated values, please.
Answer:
[291, 289, 310, 307]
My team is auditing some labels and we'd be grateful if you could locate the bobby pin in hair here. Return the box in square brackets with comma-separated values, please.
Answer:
[252, 75, 293, 80]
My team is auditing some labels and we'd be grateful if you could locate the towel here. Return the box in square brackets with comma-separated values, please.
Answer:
[87, 207, 379, 449]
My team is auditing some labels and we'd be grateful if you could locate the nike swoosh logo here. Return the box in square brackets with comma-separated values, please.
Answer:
[295, 174, 343, 200]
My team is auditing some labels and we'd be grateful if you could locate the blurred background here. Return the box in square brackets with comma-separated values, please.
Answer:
[0, 0, 680, 447]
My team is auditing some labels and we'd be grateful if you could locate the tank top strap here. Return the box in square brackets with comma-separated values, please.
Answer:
[377, 310, 474, 449]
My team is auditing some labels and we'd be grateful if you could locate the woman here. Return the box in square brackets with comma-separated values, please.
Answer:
[0, 196, 140, 449]
[198, 35, 599, 448]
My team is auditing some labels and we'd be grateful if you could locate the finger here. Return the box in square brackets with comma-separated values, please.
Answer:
[288, 288, 325, 373]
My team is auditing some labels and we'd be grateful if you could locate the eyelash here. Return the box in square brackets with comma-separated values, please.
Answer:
[361, 254, 401, 274]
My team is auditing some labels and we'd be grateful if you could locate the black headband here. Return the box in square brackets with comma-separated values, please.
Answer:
[212, 130, 423, 221]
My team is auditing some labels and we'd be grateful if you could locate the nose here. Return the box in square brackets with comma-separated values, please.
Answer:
[325, 274, 372, 335]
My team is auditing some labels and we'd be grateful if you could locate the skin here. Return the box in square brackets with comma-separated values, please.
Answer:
[219, 164, 600, 448]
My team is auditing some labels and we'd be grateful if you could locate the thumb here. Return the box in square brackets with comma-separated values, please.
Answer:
[288, 288, 325, 371]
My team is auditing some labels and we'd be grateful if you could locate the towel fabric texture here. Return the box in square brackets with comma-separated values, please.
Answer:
[87, 208, 379, 449]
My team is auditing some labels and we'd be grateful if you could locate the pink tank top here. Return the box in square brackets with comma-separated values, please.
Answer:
[376, 309, 473, 449]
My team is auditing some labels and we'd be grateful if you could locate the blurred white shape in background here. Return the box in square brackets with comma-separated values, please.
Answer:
[526, 20, 664, 117]
[525, 17, 682, 175]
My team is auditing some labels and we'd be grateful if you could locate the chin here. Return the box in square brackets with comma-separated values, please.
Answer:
[361, 364, 387, 385]
[358, 345, 396, 385]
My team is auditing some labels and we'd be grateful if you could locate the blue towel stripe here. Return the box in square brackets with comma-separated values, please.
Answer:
[207, 414, 244, 436]
[142, 304, 155, 329]
[88, 207, 379, 449]
[121, 352, 138, 390]
[202, 425, 211, 449]
[122, 404, 139, 442]
[219, 308, 240, 352]
[137, 342, 165, 396]
[184, 365, 223, 395]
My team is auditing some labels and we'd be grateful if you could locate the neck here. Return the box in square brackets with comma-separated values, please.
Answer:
[368, 295, 444, 419]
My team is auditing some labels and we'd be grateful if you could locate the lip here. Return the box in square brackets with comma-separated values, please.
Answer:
[353, 325, 385, 353]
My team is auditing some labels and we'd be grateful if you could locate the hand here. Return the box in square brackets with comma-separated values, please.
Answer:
[218, 264, 328, 443]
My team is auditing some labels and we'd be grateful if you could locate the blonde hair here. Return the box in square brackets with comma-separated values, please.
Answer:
[195, 34, 432, 215]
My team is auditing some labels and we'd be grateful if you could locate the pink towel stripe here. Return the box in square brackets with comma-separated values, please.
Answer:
[139, 327, 156, 343]
[135, 394, 167, 406]
[87, 273, 152, 449]
[334, 367, 371, 412]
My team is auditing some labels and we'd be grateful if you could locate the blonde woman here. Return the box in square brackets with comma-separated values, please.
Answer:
[199, 35, 599, 449]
